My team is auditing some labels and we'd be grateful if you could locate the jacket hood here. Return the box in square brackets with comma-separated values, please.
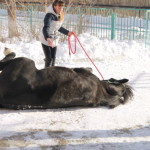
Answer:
[46, 4, 59, 17]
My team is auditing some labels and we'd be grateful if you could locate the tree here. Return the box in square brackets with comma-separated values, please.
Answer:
[5, 0, 19, 38]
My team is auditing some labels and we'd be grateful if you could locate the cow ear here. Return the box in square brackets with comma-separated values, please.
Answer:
[108, 78, 120, 85]
[108, 78, 129, 85]
[109, 78, 117, 83]
[118, 79, 129, 84]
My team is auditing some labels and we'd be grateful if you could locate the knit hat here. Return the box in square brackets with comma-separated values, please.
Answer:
[3, 47, 13, 56]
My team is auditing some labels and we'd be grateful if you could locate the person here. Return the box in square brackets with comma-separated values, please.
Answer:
[40, 0, 73, 68]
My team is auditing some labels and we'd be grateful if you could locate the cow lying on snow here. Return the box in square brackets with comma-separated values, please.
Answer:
[0, 57, 133, 110]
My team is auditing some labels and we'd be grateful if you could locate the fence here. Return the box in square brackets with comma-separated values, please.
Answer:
[63, 7, 150, 41]
[0, 4, 150, 46]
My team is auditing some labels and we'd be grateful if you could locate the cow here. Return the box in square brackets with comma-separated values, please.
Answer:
[0, 57, 133, 110]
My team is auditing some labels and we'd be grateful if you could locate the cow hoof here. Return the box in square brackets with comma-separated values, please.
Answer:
[109, 105, 116, 109]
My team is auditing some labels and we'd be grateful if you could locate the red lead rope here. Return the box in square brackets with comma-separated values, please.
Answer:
[68, 32, 104, 80]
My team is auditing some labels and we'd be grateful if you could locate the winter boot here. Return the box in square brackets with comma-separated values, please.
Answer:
[51, 58, 56, 66]
[44, 58, 52, 68]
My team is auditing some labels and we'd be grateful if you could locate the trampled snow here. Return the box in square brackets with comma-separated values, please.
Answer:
[0, 33, 150, 150]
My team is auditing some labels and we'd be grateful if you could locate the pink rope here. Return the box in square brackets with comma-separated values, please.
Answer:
[68, 32, 104, 80]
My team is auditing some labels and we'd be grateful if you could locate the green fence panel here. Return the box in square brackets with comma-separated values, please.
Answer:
[63, 7, 150, 43]
[111, 12, 116, 40]
[0, 4, 150, 47]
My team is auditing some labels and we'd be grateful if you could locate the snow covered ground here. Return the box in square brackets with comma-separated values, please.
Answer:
[0, 33, 150, 150]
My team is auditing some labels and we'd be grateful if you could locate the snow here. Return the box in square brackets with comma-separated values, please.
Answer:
[0, 33, 150, 150]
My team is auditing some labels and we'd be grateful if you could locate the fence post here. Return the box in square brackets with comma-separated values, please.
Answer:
[78, 8, 83, 34]
[29, 7, 33, 32]
[111, 12, 116, 40]
[145, 10, 150, 47]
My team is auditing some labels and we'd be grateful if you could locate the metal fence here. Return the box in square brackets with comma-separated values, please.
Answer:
[63, 7, 150, 41]
[0, 4, 150, 46]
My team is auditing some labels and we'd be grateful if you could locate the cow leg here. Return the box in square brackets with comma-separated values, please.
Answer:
[0, 59, 13, 71]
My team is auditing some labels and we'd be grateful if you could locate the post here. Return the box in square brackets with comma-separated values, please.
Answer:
[145, 10, 150, 47]
[78, 8, 83, 34]
[111, 12, 116, 40]
[30, 7, 33, 32]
